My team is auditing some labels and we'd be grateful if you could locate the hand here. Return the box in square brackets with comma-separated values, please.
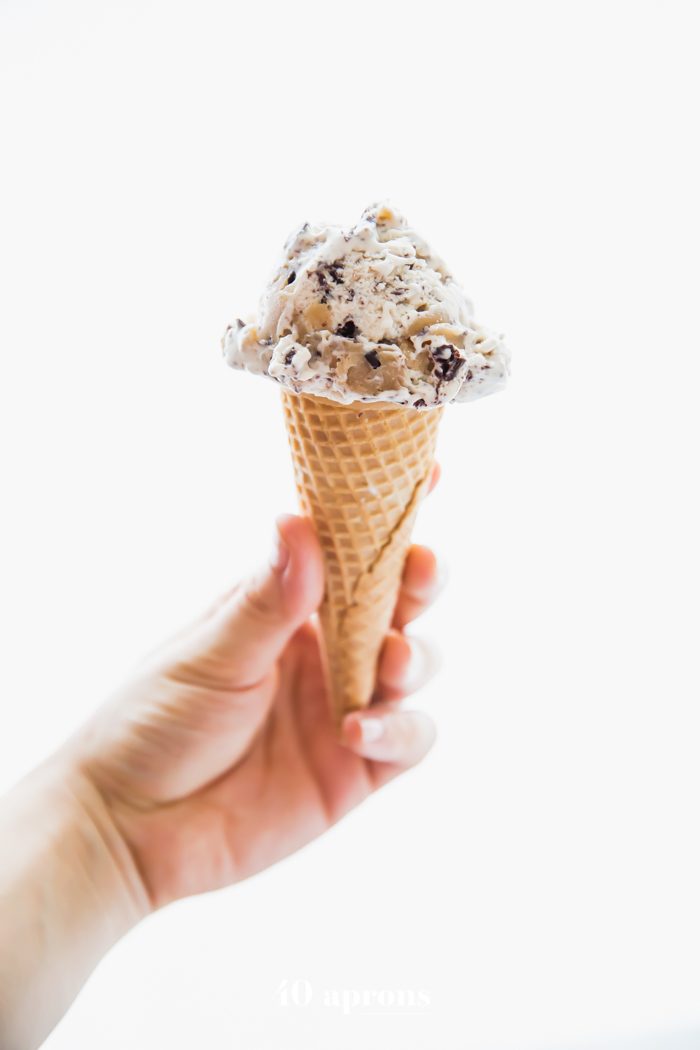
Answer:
[1, 498, 442, 1048]
[73, 507, 443, 910]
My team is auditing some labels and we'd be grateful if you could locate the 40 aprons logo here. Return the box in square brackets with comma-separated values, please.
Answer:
[275, 978, 431, 1016]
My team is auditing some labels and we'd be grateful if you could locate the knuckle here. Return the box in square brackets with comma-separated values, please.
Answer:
[238, 579, 279, 624]
[388, 713, 417, 750]
[392, 712, 434, 760]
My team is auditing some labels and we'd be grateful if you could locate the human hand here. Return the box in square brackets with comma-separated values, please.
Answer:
[1, 493, 442, 1048]
[72, 502, 443, 911]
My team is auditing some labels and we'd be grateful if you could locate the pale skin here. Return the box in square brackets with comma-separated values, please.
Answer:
[0, 481, 443, 1050]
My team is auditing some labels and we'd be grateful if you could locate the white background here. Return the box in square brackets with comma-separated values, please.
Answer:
[1, 1, 699, 1047]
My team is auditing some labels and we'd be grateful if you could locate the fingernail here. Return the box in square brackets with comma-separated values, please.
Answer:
[434, 557, 449, 595]
[403, 635, 440, 692]
[359, 717, 384, 744]
[270, 527, 290, 573]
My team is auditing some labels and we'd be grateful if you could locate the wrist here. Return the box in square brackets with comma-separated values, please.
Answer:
[0, 753, 150, 1050]
[60, 755, 153, 925]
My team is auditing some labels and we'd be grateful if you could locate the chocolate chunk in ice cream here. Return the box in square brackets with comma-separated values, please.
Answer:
[337, 319, 358, 339]
[431, 344, 467, 382]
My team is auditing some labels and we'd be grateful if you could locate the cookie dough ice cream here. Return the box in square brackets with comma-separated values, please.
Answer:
[223, 203, 509, 408]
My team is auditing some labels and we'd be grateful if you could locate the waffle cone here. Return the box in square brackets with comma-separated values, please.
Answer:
[281, 390, 442, 723]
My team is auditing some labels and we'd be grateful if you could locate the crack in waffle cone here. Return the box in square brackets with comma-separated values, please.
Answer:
[281, 390, 442, 723]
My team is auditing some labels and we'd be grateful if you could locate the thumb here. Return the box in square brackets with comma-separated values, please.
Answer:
[198, 515, 324, 689]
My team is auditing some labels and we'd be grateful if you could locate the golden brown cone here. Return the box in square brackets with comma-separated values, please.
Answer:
[281, 390, 442, 723]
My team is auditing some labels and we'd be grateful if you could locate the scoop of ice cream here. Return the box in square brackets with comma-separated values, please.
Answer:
[223, 203, 509, 408]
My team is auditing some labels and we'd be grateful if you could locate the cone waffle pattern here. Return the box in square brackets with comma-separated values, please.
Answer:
[281, 390, 441, 722]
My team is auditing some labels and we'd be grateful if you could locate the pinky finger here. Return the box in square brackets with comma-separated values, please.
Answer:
[341, 704, 436, 780]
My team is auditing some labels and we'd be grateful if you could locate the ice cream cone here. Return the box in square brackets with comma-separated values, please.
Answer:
[225, 204, 508, 716]
[281, 389, 442, 723]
